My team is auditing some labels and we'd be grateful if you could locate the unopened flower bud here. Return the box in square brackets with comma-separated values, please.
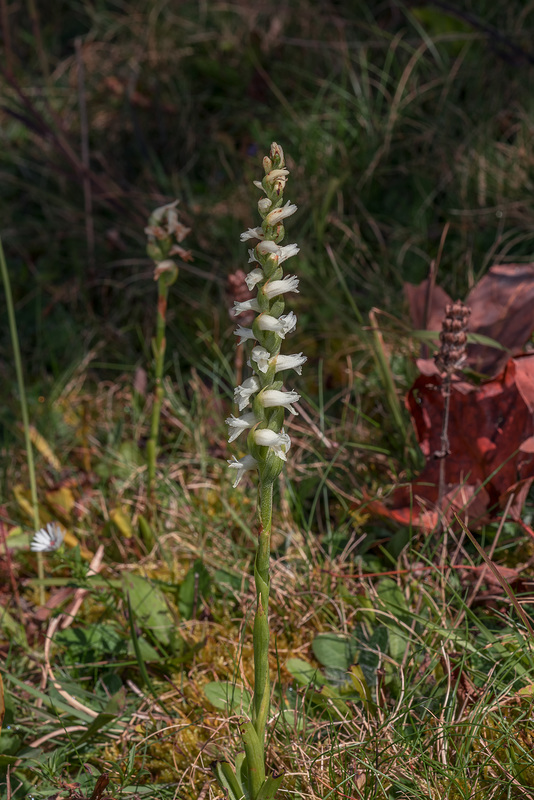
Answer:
[270, 142, 285, 168]
[258, 198, 272, 215]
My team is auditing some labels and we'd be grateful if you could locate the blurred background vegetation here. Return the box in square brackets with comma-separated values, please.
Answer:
[2, 0, 534, 388]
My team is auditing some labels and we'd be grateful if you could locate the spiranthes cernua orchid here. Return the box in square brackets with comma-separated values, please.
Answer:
[214, 143, 304, 800]
[144, 201, 191, 509]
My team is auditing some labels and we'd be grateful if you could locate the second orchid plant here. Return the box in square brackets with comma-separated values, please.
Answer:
[213, 143, 304, 800]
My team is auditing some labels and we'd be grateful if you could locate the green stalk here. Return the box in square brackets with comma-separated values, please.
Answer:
[147, 276, 169, 504]
[252, 477, 273, 760]
[0, 238, 44, 604]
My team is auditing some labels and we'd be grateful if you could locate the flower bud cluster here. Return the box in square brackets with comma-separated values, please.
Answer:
[145, 200, 192, 285]
[226, 143, 305, 487]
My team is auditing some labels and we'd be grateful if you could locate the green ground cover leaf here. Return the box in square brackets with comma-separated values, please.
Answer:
[285, 657, 326, 686]
[122, 573, 175, 649]
[178, 559, 211, 619]
[312, 633, 357, 673]
[203, 681, 252, 714]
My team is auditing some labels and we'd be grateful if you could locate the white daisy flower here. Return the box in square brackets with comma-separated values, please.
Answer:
[227, 454, 258, 487]
[31, 522, 65, 552]
[253, 429, 291, 461]
[260, 389, 300, 415]
[257, 311, 297, 339]
[225, 412, 257, 443]
[263, 275, 299, 298]
[234, 376, 261, 411]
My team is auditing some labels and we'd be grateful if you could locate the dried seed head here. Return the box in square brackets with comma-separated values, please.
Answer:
[435, 300, 471, 374]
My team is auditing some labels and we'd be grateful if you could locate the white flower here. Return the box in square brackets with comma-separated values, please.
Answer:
[227, 454, 258, 487]
[263, 275, 299, 298]
[232, 298, 260, 316]
[251, 346, 271, 373]
[253, 180, 267, 195]
[260, 389, 300, 415]
[245, 268, 264, 289]
[250, 348, 307, 376]
[253, 429, 291, 461]
[234, 325, 256, 345]
[265, 201, 297, 227]
[257, 311, 297, 339]
[31, 522, 65, 552]
[234, 376, 261, 411]
[256, 241, 300, 264]
[225, 412, 257, 443]
[273, 352, 307, 375]
[264, 168, 290, 185]
[240, 227, 265, 242]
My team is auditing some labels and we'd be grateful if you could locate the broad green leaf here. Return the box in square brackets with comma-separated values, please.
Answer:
[55, 623, 125, 664]
[358, 626, 388, 689]
[178, 559, 211, 619]
[376, 578, 410, 624]
[285, 657, 325, 686]
[122, 573, 174, 647]
[308, 684, 351, 716]
[203, 681, 252, 714]
[312, 633, 357, 672]
[388, 627, 408, 664]
[126, 636, 160, 662]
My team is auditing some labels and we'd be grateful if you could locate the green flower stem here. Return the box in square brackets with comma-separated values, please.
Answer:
[252, 477, 273, 774]
[147, 276, 169, 503]
[0, 238, 44, 604]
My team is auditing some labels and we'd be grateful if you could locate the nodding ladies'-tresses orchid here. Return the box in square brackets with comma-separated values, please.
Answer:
[226, 143, 303, 486]
[215, 143, 304, 800]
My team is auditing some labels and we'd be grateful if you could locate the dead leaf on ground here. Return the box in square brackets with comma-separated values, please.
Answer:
[366, 355, 534, 531]
[405, 263, 534, 376]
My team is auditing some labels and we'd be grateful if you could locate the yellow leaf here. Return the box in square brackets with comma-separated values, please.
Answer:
[65, 531, 92, 560]
[110, 508, 133, 538]
[28, 424, 61, 470]
[13, 484, 37, 522]
[46, 486, 75, 521]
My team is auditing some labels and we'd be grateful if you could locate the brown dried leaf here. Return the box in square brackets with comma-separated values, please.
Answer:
[405, 263, 534, 376]
[369, 355, 534, 530]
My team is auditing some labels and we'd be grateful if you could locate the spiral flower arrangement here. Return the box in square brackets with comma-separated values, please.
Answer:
[226, 143, 304, 489]
[214, 143, 303, 800]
